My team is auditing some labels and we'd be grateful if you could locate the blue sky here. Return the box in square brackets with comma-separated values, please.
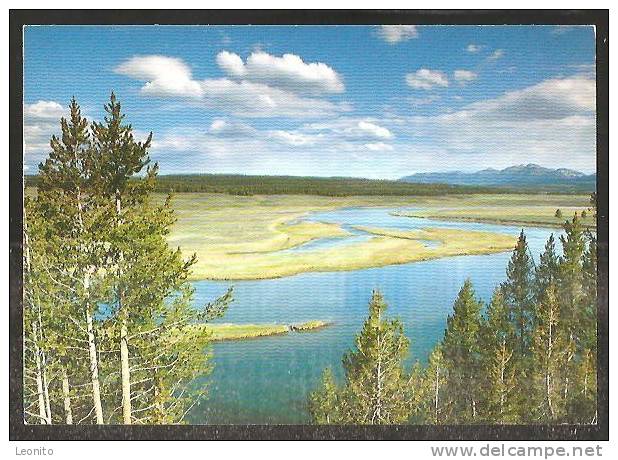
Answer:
[23, 25, 596, 178]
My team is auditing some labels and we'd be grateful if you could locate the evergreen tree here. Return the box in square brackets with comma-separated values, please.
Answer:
[89, 94, 232, 424]
[35, 98, 109, 424]
[534, 234, 559, 302]
[558, 214, 586, 335]
[564, 231, 597, 424]
[416, 347, 448, 424]
[341, 291, 410, 424]
[309, 291, 410, 424]
[308, 368, 341, 424]
[588, 192, 597, 219]
[501, 230, 535, 355]
[529, 285, 567, 422]
[557, 214, 586, 412]
[441, 280, 484, 423]
[580, 232, 597, 352]
[479, 290, 518, 423]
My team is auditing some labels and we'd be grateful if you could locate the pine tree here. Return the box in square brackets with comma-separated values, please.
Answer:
[529, 284, 567, 422]
[90, 93, 154, 424]
[308, 368, 341, 424]
[441, 280, 484, 423]
[535, 234, 559, 302]
[89, 93, 232, 424]
[588, 192, 597, 219]
[23, 203, 52, 424]
[557, 214, 586, 412]
[416, 347, 448, 424]
[564, 231, 597, 424]
[479, 290, 518, 423]
[341, 291, 410, 424]
[580, 232, 597, 352]
[309, 291, 410, 424]
[501, 230, 535, 355]
[35, 98, 109, 424]
[559, 214, 586, 334]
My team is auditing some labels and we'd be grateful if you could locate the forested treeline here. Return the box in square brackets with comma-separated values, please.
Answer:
[309, 211, 597, 424]
[26, 174, 501, 197]
[23, 95, 232, 425]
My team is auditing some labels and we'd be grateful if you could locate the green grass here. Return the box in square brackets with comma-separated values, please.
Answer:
[196, 320, 330, 341]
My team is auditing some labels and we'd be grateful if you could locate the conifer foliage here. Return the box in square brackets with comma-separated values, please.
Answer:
[23, 95, 232, 425]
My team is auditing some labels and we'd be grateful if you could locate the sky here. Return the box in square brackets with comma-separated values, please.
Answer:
[23, 25, 597, 179]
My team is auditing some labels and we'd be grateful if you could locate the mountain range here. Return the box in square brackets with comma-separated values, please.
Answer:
[400, 164, 596, 191]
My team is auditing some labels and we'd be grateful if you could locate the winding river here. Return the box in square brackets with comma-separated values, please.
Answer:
[186, 207, 562, 424]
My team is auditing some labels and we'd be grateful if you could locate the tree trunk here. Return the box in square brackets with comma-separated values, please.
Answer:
[116, 191, 132, 425]
[42, 356, 52, 424]
[434, 362, 440, 424]
[32, 323, 49, 424]
[61, 368, 73, 424]
[85, 271, 104, 424]
[120, 318, 132, 424]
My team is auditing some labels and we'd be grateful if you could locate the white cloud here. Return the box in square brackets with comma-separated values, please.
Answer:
[144, 76, 596, 177]
[208, 118, 258, 137]
[377, 25, 418, 43]
[406, 69, 449, 90]
[357, 121, 393, 139]
[364, 142, 394, 152]
[116, 54, 347, 118]
[115, 55, 203, 98]
[24, 100, 65, 120]
[453, 70, 478, 84]
[23, 100, 66, 169]
[440, 76, 595, 122]
[216, 51, 344, 94]
[466, 44, 482, 53]
[269, 130, 318, 146]
[216, 51, 246, 76]
[303, 117, 394, 140]
[488, 49, 504, 61]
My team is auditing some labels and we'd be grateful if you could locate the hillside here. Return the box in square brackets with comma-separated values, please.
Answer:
[400, 164, 596, 192]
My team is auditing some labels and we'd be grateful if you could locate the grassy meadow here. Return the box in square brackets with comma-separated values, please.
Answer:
[165, 193, 592, 281]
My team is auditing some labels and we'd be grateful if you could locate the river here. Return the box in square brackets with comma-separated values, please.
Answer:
[186, 207, 562, 424]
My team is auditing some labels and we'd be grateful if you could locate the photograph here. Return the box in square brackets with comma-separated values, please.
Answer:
[9, 10, 608, 442]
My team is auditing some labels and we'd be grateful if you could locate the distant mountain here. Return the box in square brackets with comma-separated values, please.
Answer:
[400, 164, 596, 191]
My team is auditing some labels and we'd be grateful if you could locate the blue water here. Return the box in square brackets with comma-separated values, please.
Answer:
[186, 207, 561, 424]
